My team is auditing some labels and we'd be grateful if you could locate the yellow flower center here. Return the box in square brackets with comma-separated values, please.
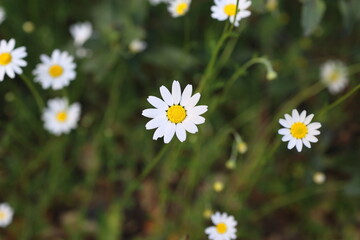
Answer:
[49, 65, 64, 78]
[224, 4, 237, 16]
[216, 222, 227, 234]
[0, 53, 12, 65]
[290, 122, 308, 139]
[176, 3, 188, 15]
[328, 71, 340, 83]
[56, 111, 68, 122]
[167, 105, 186, 124]
[0, 211, 6, 220]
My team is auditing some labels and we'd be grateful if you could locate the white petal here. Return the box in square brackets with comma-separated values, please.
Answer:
[147, 96, 168, 110]
[153, 123, 167, 140]
[172, 80, 181, 105]
[287, 138, 296, 150]
[175, 124, 187, 142]
[307, 122, 321, 130]
[299, 110, 306, 122]
[188, 115, 205, 124]
[302, 139, 311, 148]
[160, 86, 173, 106]
[164, 123, 176, 143]
[304, 114, 314, 125]
[296, 139, 303, 152]
[278, 128, 290, 135]
[145, 116, 167, 130]
[292, 109, 300, 122]
[180, 84, 193, 106]
[285, 114, 294, 125]
[279, 118, 291, 128]
[142, 108, 165, 118]
[310, 129, 321, 135]
[184, 93, 200, 110]
[187, 105, 208, 116]
[182, 119, 198, 134]
[282, 134, 292, 142]
[306, 135, 318, 143]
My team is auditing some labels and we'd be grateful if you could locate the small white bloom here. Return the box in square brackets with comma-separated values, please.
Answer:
[168, 0, 191, 18]
[129, 39, 147, 53]
[69, 22, 93, 47]
[0, 203, 14, 227]
[33, 49, 76, 90]
[211, 0, 251, 27]
[0, 7, 6, 24]
[313, 172, 326, 184]
[149, 0, 169, 5]
[278, 109, 321, 152]
[0, 39, 27, 81]
[320, 60, 348, 94]
[142, 80, 208, 143]
[205, 212, 237, 240]
[42, 98, 81, 136]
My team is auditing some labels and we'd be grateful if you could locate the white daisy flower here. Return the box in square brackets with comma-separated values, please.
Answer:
[0, 7, 6, 24]
[42, 98, 81, 136]
[211, 0, 251, 27]
[129, 39, 147, 53]
[69, 22, 93, 47]
[320, 60, 348, 94]
[0, 39, 27, 81]
[205, 212, 237, 240]
[0, 203, 14, 227]
[142, 80, 208, 143]
[278, 109, 321, 152]
[168, 0, 191, 18]
[33, 49, 76, 90]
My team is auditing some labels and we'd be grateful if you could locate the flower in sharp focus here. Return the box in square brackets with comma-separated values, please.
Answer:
[168, 0, 191, 18]
[69, 22, 93, 47]
[278, 109, 321, 152]
[142, 80, 208, 143]
[211, 0, 251, 27]
[320, 60, 348, 94]
[205, 212, 237, 240]
[0, 203, 14, 227]
[129, 39, 147, 53]
[42, 98, 81, 136]
[33, 49, 76, 90]
[0, 7, 6, 24]
[0, 39, 27, 81]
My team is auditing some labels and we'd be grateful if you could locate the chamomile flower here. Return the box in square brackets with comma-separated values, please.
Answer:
[129, 39, 147, 53]
[320, 60, 348, 94]
[278, 109, 321, 152]
[42, 98, 81, 136]
[33, 49, 76, 90]
[0, 39, 27, 81]
[0, 203, 14, 227]
[0, 7, 5, 24]
[205, 212, 237, 240]
[168, 0, 191, 18]
[211, 0, 251, 27]
[142, 80, 208, 143]
[69, 22, 93, 47]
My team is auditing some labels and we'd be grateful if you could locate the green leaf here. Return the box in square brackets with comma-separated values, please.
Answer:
[301, 0, 326, 36]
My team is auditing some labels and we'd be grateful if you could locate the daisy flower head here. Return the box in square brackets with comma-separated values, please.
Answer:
[211, 0, 252, 27]
[0, 7, 6, 24]
[142, 80, 208, 143]
[69, 21, 93, 47]
[129, 39, 147, 54]
[0, 203, 14, 227]
[168, 0, 191, 18]
[205, 212, 237, 240]
[33, 49, 76, 90]
[278, 109, 321, 152]
[0, 39, 27, 81]
[320, 60, 348, 94]
[42, 98, 81, 136]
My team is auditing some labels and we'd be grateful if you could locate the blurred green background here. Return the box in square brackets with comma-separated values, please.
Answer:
[0, 0, 359, 239]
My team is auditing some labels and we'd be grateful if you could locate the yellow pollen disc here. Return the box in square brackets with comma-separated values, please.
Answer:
[328, 71, 340, 83]
[0, 53, 12, 65]
[224, 4, 237, 16]
[0, 211, 5, 220]
[56, 111, 68, 122]
[49, 65, 64, 78]
[290, 122, 308, 139]
[167, 105, 186, 124]
[176, 3, 188, 15]
[216, 223, 227, 234]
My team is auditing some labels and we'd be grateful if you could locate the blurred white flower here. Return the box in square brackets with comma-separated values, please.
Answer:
[211, 0, 251, 27]
[142, 80, 208, 143]
[149, 0, 168, 5]
[278, 109, 321, 152]
[0, 39, 27, 81]
[313, 172, 326, 184]
[69, 22, 93, 47]
[42, 98, 81, 136]
[320, 60, 348, 94]
[205, 212, 237, 240]
[0, 7, 6, 24]
[168, 0, 191, 18]
[129, 39, 147, 53]
[0, 203, 13, 227]
[33, 49, 76, 90]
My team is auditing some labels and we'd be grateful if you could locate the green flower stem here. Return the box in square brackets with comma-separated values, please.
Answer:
[19, 74, 44, 111]
[318, 83, 360, 118]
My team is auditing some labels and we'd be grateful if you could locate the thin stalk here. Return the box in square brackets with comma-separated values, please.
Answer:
[20, 74, 44, 111]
